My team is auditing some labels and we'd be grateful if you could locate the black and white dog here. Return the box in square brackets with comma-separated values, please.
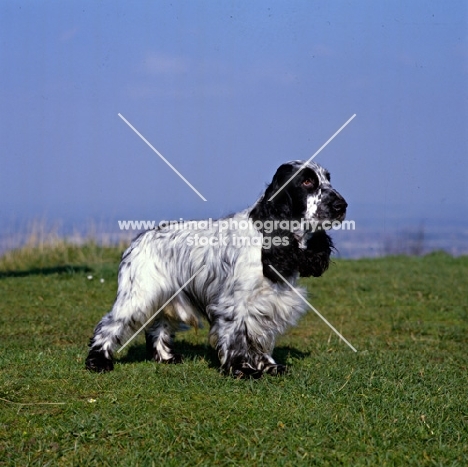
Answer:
[85, 160, 347, 378]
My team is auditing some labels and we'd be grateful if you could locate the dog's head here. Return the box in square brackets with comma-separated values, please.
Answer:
[250, 160, 347, 228]
[250, 161, 347, 282]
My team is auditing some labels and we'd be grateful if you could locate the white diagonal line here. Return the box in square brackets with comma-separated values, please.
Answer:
[268, 114, 356, 201]
[117, 266, 206, 353]
[268, 265, 357, 352]
[118, 113, 207, 202]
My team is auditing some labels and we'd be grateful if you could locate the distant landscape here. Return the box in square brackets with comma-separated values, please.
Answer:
[1, 203, 467, 258]
[333, 221, 468, 258]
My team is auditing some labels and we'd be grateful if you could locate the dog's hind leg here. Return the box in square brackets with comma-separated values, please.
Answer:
[145, 311, 183, 364]
[145, 293, 201, 364]
[85, 288, 157, 372]
[85, 241, 165, 373]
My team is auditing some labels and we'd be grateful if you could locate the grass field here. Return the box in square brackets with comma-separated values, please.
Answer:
[0, 241, 467, 466]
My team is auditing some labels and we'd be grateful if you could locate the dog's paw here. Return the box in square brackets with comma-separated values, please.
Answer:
[264, 363, 288, 376]
[85, 350, 114, 373]
[164, 353, 183, 364]
[150, 350, 184, 364]
[230, 362, 263, 379]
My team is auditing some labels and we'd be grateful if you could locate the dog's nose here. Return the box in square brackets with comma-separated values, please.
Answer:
[332, 197, 348, 214]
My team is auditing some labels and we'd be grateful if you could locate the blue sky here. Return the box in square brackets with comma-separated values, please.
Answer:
[1, 0, 467, 230]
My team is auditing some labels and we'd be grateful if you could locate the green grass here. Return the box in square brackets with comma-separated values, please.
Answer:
[0, 243, 467, 466]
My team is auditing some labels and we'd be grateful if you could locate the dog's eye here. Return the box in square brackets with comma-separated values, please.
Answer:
[302, 179, 313, 187]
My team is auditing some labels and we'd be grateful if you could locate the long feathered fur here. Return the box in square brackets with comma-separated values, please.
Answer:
[85, 160, 347, 378]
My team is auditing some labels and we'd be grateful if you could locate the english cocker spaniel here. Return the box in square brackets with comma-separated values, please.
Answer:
[85, 160, 347, 378]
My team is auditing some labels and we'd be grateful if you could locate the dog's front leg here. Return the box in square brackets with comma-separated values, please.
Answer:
[209, 317, 285, 378]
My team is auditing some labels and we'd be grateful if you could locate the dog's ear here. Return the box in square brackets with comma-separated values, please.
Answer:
[261, 230, 300, 282]
[250, 166, 294, 222]
[250, 187, 292, 222]
[298, 231, 334, 277]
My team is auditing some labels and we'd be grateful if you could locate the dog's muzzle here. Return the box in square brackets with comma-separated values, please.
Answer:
[321, 190, 348, 221]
